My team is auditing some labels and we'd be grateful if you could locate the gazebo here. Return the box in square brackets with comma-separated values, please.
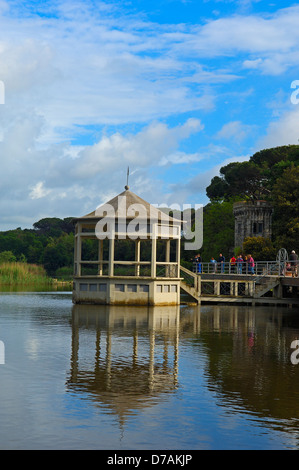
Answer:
[72, 186, 182, 305]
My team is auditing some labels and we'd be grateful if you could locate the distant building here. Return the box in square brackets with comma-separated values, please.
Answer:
[233, 200, 273, 248]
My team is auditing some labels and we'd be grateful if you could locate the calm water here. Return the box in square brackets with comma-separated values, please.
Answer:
[1, 291, 299, 450]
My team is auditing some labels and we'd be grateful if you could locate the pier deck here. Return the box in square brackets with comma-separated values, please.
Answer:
[180, 265, 299, 306]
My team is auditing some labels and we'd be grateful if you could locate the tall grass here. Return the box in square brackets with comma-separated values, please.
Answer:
[0, 262, 52, 285]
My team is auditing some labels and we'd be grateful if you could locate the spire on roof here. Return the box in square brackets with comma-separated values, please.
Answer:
[125, 166, 130, 191]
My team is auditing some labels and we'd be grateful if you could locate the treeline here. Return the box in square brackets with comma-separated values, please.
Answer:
[0, 217, 75, 277]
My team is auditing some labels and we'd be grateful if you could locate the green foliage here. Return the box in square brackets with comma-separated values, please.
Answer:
[206, 161, 266, 201]
[206, 145, 299, 202]
[42, 233, 74, 275]
[0, 229, 45, 264]
[199, 200, 234, 262]
[242, 237, 276, 261]
[18, 253, 27, 263]
[271, 165, 299, 253]
[55, 266, 73, 280]
[33, 217, 74, 237]
[206, 176, 229, 201]
[0, 251, 17, 263]
[0, 261, 50, 285]
[0, 217, 75, 277]
[205, 145, 299, 257]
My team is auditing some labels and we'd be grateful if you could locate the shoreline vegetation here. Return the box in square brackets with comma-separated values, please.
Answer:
[0, 261, 72, 288]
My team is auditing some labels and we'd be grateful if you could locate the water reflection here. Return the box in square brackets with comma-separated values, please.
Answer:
[67, 305, 180, 425]
[181, 304, 299, 434]
[65, 302, 299, 447]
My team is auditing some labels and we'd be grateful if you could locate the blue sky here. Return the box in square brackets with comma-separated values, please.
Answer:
[0, 0, 299, 229]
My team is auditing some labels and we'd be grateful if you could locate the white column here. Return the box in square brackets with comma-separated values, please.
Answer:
[76, 223, 82, 276]
[135, 239, 140, 276]
[166, 239, 170, 277]
[151, 225, 157, 278]
[108, 231, 115, 277]
[99, 239, 103, 276]
[176, 236, 181, 278]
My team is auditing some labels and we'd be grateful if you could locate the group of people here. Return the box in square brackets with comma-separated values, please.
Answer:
[192, 250, 299, 277]
[229, 254, 255, 274]
[192, 253, 255, 274]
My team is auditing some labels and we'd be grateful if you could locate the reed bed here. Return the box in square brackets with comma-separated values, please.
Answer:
[0, 262, 53, 285]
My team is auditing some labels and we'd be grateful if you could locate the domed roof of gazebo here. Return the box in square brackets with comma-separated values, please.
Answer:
[75, 188, 181, 224]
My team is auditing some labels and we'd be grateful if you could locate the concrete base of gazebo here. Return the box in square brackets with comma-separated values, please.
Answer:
[72, 276, 181, 306]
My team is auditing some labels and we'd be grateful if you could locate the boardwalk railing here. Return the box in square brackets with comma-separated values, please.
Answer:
[191, 261, 286, 276]
[180, 261, 298, 303]
[180, 265, 197, 288]
[180, 265, 201, 301]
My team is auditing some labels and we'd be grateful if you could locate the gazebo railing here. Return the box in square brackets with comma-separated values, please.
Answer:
[77, 260, 179, 278]
[156, 262, 179, 278]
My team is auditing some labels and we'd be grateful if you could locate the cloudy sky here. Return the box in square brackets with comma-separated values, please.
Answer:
[0, 0, 299, 230]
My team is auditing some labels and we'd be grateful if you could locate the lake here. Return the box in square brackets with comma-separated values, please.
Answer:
[1, 291, 299, 450]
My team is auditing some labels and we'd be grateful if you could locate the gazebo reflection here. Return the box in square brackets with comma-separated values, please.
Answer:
[67, 304, 180, 423]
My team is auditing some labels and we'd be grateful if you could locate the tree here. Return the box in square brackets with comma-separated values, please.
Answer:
[206, 176, 229, 201]
[242, 237, 276, 261]
[42, 233, 74, 275]
[206, 161, 268, 201]
[0, 251, 17, 263]
[204, 145, 299, 255]
[33, 217, 74, 237]
[200, 200, 235, 261]
[206, 145, 299, 202]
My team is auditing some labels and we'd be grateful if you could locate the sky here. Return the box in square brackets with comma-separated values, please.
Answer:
[0, 0, 299, 230]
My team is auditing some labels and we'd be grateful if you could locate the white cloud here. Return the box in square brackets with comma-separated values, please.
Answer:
[0, 1, 298, 229]
[184, 6, 299, 75]
[0, 3, 216, 146]
[70, 118, 203, 179]
[200, 7, 299, 53]
[159, 151, 202, 166]
[243, 58, 263, 69]
[215, 121, 255, 143]
[0, 97, 205, 228]
[29, 182, 52, 200]
[166, 153, 251, 207]
[5, 1, 299, 145]
[257, 106, 299, 149]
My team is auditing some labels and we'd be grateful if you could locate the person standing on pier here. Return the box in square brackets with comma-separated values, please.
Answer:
[289, 250, 298, 277]
[248, 255, 255, 274]
[230, 255, 236, 273]
[193, 254, 202, 274]
[237, 255, 243, 274]
[210, 257, 217, 273]
[218, 253, 225, 273]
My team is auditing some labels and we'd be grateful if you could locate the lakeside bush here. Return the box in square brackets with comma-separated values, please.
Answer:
[0, 261, 52, 285]
[55, 266, 73, 280]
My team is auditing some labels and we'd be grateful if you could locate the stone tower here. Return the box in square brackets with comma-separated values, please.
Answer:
[233, 200, 273, 248]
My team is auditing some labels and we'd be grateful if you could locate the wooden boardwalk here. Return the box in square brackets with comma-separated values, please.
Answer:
[180, 266, 299, 306]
